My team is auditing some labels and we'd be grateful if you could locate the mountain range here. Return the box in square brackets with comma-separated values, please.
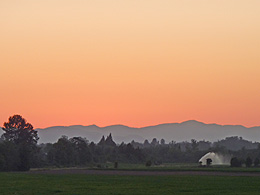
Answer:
[1, 120, 258, 144]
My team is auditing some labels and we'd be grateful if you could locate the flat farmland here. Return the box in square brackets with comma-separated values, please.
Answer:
[1, 171, 260, 195]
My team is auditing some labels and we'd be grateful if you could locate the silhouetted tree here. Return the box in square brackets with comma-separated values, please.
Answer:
[143, 140, 150, 148]
[105, 134, 116, 147]
[151, 138, 159, 146]
[160, 139, 165, 145]
[51, 136, 75, 166]
[70, 137, 92, 165]
[2, 115, 39, 145]
[1, 115, 39, 171]
[98, 136, 106, 146]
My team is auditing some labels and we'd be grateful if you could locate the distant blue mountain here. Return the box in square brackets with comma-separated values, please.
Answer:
[31, 120, 260, 144]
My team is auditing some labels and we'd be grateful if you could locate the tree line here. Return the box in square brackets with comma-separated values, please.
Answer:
[1, 115, 260, 171]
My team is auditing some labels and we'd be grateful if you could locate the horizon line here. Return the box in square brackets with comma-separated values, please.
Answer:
[34, 120, 260, 130]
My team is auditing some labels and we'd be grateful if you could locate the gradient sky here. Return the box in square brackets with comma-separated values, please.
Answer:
[1, 0, 260, 128]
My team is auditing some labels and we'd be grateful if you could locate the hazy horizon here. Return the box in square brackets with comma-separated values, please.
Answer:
[1, 117, 260, 129]
[34, 119, 259, 129]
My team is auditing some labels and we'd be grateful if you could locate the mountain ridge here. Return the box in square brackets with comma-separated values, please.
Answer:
[30, 120, 260, 144]
[36, 120, 255, 130]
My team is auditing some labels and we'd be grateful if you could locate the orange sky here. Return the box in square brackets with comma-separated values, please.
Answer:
[1, 0, 260, 128]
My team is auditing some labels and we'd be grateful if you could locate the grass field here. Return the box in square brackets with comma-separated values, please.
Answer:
[0, 172, 260, 195]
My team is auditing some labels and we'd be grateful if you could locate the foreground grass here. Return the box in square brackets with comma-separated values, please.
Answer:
[0, 173, 260, 195]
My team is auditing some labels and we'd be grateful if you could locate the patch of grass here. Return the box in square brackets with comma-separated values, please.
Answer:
[0, 173, 260, 194]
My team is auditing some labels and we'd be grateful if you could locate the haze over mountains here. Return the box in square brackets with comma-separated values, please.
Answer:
[1, 120, 257, 144]
[0, 120, 259, 144]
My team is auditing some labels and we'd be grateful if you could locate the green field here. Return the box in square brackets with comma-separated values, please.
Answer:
[0, 172, 260, 195]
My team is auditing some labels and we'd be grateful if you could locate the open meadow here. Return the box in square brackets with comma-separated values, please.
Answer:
[1, 166, 260, 195]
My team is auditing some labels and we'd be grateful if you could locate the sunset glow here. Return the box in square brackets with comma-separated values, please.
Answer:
[1, 0, 260, 128]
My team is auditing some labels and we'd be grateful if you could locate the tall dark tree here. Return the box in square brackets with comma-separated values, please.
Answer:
[98, 136, 106, 146]
[105, 134, 116, 147]
[1, 115, 39, 171]
[2, 115, 39, 145]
